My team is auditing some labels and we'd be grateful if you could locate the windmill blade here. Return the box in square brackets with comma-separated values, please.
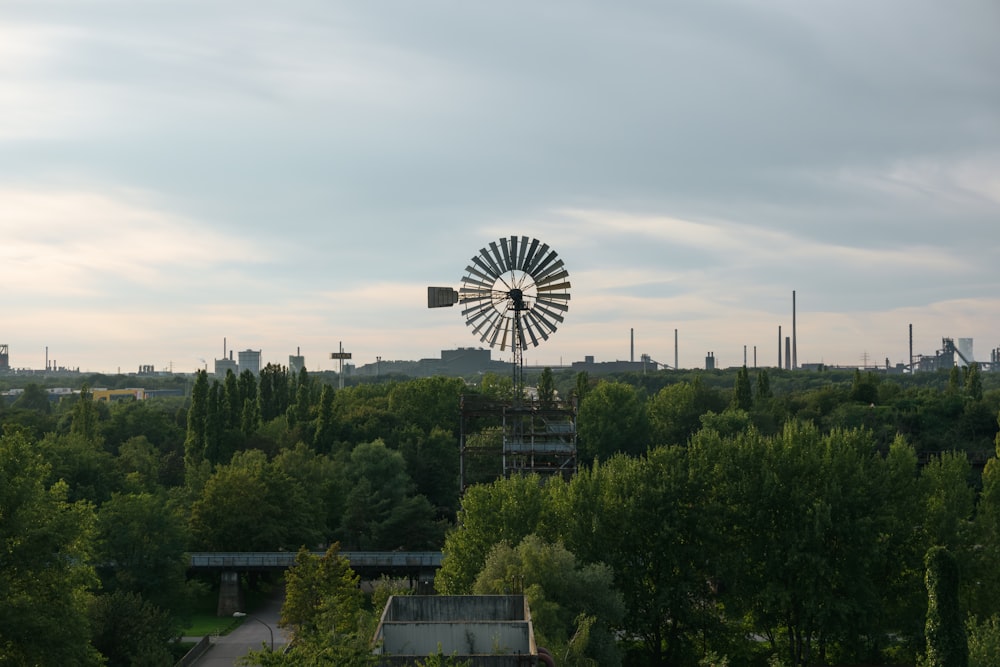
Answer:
[515, 236, 528, 271]
[523, 242, 550, 274]
[533, 301, 566, 324]
[488, 313, 505, 348]
[497, 316, 510, 351]
[471, 254, 502, 280]
[464, 263, 498, 285]
[500, 237, 513, 272]
[521, 313, 541, 347]
[535, 267, 570, 287]
[462, 300, 492, 320]
[521, 237, 540, 271]
[531, 249, 560, 278]
[535, 294, 569, 313]
[477, 246, 505, 279]
[460, 275, 496, 292]
[533, 259, 565, 285]
[524, 311, 551, 341]
[489, 242, 506, 273]
[526, 307, 558, 334]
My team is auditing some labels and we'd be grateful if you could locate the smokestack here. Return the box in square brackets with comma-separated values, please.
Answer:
[909, 324, 913, 373]
[630, 328, 634, 363]
[778, 326, 782, 369]
[743, 345, 747, 366]
[792, 290, 797, 370]
[753, 345, 757, 368]
[674, 329, 678, 370]
[45, 346, 49, 371]
[224, 337, 227, 359]
[785, 337, 791, 370]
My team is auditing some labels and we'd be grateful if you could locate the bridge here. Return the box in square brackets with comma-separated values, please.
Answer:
[187, 552, 445, 614]
[188, 551, 443, 576]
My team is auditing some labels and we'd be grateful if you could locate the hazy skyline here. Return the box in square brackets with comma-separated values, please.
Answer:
[3, 1, 999, 374]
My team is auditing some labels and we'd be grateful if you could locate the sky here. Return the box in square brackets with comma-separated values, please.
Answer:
[2, 1, 999, 374]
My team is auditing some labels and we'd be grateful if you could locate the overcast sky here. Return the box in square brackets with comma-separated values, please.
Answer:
[2, 1, 999, 374]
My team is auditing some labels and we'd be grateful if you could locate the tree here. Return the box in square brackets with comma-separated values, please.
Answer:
[89, 590, 175, 667]
[11, 382, 53, 413]
[242, 544, 375, 666]
[313, 384, 337, 454]
[923, 546, 968, 667]
[437, 474, 554, 595]
[185, 369, 209, 473]
[558, 448, 716, 666]
[703, 422, 898, 666]
[473, 535, 624, 666]
[537, 367, 556, 406]
[576, 381, 649, 462]
[338, 440, 441, 550]
[0, 429, 102, 665]
[94, 491, 190, 614]
[190, 449, 319, 551]
[964, 363, 984, 402]
[70, 383, 101, 442]
[731, 365, 752, 411]
[756, 369, 773, 400]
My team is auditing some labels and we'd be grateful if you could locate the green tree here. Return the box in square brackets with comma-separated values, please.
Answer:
[94, 491, 190, 614]
[964, 363, 984, 402]
[338, 440, 441, 550]
[313, 384, 337, 454]
[923, 546, 968, 667]
[70, 383, 101, 442]
[185, 369, 209, 473]
[731, 365, 752, 411]
[11, 382, 53, 413]
[558, 448, 715, 666]
[704, 422, 898, 666]
[537, 367, 556, 406]
[576, 381, 649, 462]
[966, 615, 1000, 667]
[223, 368, 241, 429]
[89, 590, 175, 667]
[473, 535, 624, 666]
[190, 449, 318, 551]
[242, 545, 375, 666]
[437, 474, 553, 595]
[756, 369, 773, 400]
[0, 429, 102, 665]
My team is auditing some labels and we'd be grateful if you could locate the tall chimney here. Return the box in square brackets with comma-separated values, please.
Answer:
[785, 337, 791, 371]
[778, 326, 782, 369]
[792, 290, 797, 370]
[630, 328, 634, 363]
[224, 337, 227, 359]
[909, 324, 913, 373]
[674, 329, 678, 370]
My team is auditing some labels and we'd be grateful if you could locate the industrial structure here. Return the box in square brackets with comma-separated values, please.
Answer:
[373, 595, 543, 666]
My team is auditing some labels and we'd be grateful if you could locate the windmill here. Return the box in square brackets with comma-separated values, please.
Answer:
[428, 235, 571, 396]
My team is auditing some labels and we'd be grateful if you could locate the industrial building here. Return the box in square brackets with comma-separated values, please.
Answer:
[373, 595, 543, 666]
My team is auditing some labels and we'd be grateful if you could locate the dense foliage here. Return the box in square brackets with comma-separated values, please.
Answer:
[1, 363, 999, 664]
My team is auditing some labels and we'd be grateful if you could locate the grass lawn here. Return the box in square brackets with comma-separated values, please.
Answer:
[178, 580, 278, 637]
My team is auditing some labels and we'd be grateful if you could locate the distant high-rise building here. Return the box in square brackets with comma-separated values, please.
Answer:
[238, 349, 262, 376]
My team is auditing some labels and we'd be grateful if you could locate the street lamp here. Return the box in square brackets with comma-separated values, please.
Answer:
[233, 612, 274, 651]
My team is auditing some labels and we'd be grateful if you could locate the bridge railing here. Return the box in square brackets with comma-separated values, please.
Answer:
[187, 551, 443, 570]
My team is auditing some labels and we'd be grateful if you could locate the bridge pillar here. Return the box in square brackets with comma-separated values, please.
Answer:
[217, 571, 244, 616]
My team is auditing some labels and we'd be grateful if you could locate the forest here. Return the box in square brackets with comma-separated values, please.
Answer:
[1, 363, 999, 666]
